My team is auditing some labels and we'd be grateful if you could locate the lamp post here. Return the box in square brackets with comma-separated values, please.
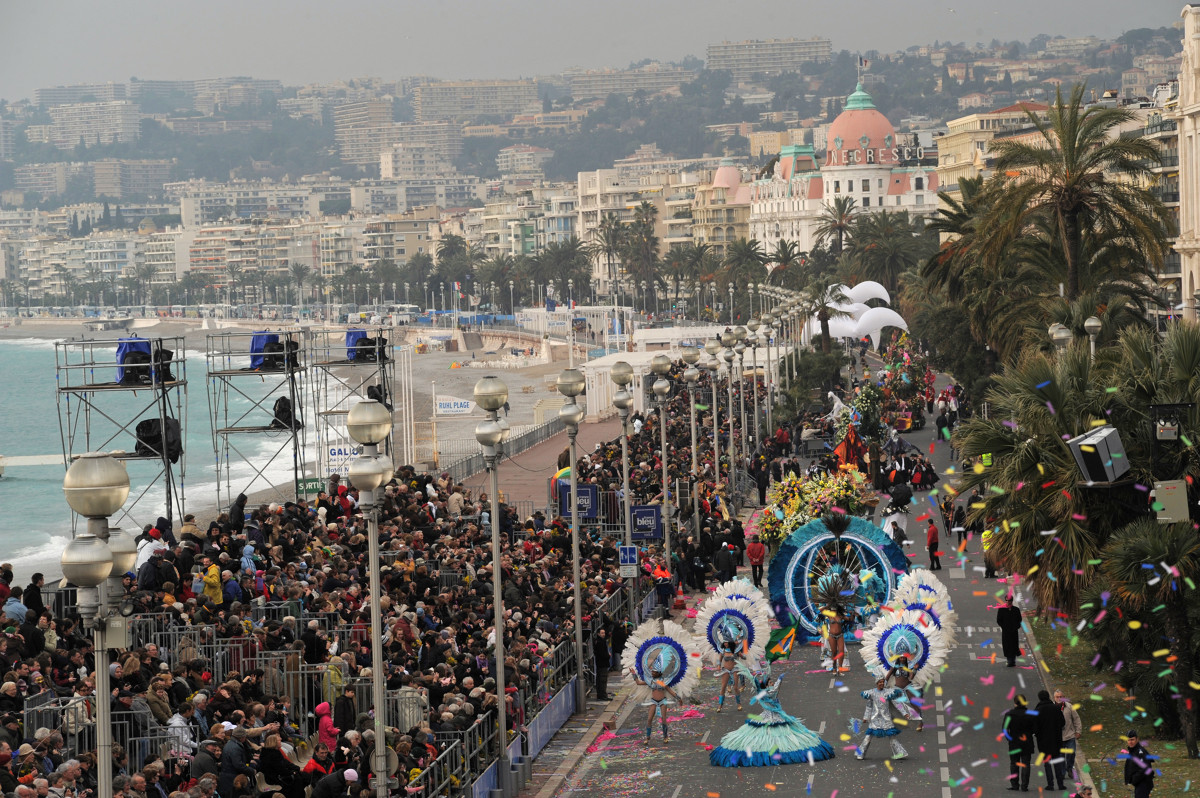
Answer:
[60, 452, 134, 798]
[610, 362, 636, 624]
[1048, 322, 1072, 352]
[530, 279, 536, 308]
[728, 282, 735, 325]
[681, 348, 702, 541]
[650, 354, 674, 576]
[1084, 316, 1102, 361]
[509, 280, 515, 315]
[763, 312, 777, 434]
[471, 377, 514, 797]
[734, 334, 748, 465]
[346, 400, 394, 798]
[747, 318, 761, 447]
[721, 339, 737, 495]
[704, 337, 723, 487]
[556, 368, 588, 714]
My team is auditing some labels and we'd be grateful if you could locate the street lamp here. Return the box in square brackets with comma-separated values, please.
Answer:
[722, 345, 737, 496]
[650, 354, 673, 587]
[530, 279, 536, 308]
[1048, 323, 1072, 352]
[568, 278, 575, 308]
[704, 337, 723, 487]
[762, 312, 777, 433]
[734, 334, 748, 464]
[472, 376, 515, 797]
[1084, 316, 1102, 360]
[556, 368, 588, 714]
[610, 361, 636, 625]
[727, 282, 735, 325]
[681, 347, 701, 540]
[747, 318, 761, 445]
[60, 452, 134, 798]
[346, 400, 393, 798]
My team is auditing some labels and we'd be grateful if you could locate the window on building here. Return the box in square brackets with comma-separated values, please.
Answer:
[863, 197, 871, 207]
[878, 179, 884, 189]
[916, 195, 924, 205]
[915, 177, 925, 191]
[895, 196, 901, 206]
[833, 180, 840, 193]
[862, 179, 870, 192]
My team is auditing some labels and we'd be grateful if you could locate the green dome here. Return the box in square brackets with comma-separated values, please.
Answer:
[844, 83, 876, 111]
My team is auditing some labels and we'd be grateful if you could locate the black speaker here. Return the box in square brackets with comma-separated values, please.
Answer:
[366, 384, 393, 412]
[354, 337, 389, 363]
[121, 351, 152, 385]
[271, 396, 301, 430]
[152, 347, 175, 384]
[134, 418, 183, 463]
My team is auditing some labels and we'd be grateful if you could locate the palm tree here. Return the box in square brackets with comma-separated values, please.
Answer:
[289, 262, 312, 308]
[849, 211, 932, 295]
[766, 239, 804, 287]
[590, 213, 626, 302]
[986, 82, 1171, 300]
[435, 234, 468, 267]
[225, 262, 244, 306]
[621, 202, 661, 292]
[814, 196, 858, 255]
[372, 258, 402, 303]
[722, 238, 768, 321]
[84, 264, 105, 305]
[133, 262, 158, 305]
[1102, 519, 1200, 756]
[800, 275, 852, 354]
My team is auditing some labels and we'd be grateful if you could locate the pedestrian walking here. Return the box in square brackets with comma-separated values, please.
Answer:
[1123, 730, 1156, 798]
[593, 627, 611, 701]
[997, 594, 1023, 667]
[746, 538, 766, 588]
[1054, 689, 1082, 781]
[926, 519, 941, 571]
[714, 543, 735, 584]
[1002, 694, 1035, 792]
[1034, 690, 1066, 790]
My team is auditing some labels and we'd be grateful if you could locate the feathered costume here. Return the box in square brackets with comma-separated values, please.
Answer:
[695, 594, 771, 664]
[710, 659, 835, 768]
[710, 577, 769, 610]
[859, 608, 952, 747]
[622, 619, 703, 742]
[810, 568, 857, 671]
[893, 572, 958, 646]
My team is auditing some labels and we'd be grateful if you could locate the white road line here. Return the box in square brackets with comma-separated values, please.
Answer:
[818, 720, 826, 734]
[700, 730, 710, 744]
[939, 748, 949, 763]
[828, 677, 836, 689]
[670, 786, 682, 798]
[807, 773, 815, 791]
[940, 766, 951, 782]
[938, 731, 947, 745]
[943, 788, 952, 798]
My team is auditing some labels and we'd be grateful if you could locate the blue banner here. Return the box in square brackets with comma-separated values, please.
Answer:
[558, 483, 598, 519]
[630, 505, 662, 540]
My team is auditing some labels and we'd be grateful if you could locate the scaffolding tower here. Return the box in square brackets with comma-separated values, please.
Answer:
[55, 336, 188, 532]
[205, 330, 308, 510]
[309, 328, 414, 489]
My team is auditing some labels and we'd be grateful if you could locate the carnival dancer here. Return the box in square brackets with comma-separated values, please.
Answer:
[856, 675, 908, 760]
[717, 639, 743, 712]
[629, 665, 681, 744]
[885, 653, 924, 732]
[826, 607, 849, 673]
[710, 659, 834, 767]
[621, 618, 702, 746]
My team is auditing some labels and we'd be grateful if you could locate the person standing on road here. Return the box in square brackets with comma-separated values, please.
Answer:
[1054, 689, 1082, 782]
[746, 538, 766, 588]
[1002, 694, 1035, 792]
[714, 543, 735, 584]
[593, 627, 611, 702]
[1034, 689, 1066, 791]
[926, 519, 941, 571]
[997, 594, 1023, 667]
[1123, 730, 1156, 798]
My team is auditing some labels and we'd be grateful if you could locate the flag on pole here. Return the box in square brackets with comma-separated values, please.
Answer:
[766, 620, 800, 662]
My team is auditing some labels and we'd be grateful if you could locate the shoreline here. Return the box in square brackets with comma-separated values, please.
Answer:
[0, 321, 571, 580]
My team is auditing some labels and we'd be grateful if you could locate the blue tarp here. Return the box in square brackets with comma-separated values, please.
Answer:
[115, 337, 151, 382]
[249, 331, 278, 369]
[345, 328, 367, 360]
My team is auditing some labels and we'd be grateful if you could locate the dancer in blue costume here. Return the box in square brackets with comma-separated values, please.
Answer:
[710, 659, 835, 767]
[856, 675, 909, 760]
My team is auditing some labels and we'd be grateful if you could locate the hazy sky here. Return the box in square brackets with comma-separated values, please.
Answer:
[0, 0, 1186, 102]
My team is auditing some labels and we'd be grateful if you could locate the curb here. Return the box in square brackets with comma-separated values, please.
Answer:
[529, 687, 635, 798]
[1020, 615, 1096, 792]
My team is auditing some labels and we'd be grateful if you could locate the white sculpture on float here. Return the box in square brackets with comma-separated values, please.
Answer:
[802, 282, 908, 349]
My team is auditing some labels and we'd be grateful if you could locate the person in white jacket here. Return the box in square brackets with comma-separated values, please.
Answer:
[1054, 689, 1083, 780]
[135, 533, 168, 570]
[167, 702, 198, 755]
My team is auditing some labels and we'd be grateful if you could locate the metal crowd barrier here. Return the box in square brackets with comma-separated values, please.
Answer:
[406, 738, 466, 797]
[433, 711, 496, 781]
[441, 416, 566, 484]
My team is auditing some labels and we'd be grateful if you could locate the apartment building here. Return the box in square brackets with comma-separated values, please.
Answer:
[92, 159, 174, 199]
[14, 163, 73, 197]
[394, 122, 464, 161]
[144, 228, 196, 283]
[565, 63, 696, 100]
[0, 120, 17, 162]
[362, 207, 438, 265]
[496, 144, 554, 175]
[411, 80, 538, 122]
[692, 160, 751, 257]
[333, 99, 396, 165]
[44, 101, 140, 149]
[935, 102, 1049, 199]
[349, 177, 485, 215]
[380, 144, 456, 179]
[706, 37, 833, 81]
[35, 82, 127, 108]
[175, 182, 320, 227]
[1133, 110, 1181, 327]
[1042, 36, 1101, 59]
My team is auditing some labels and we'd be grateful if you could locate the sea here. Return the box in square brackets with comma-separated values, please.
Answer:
[0, 339, 313, 578]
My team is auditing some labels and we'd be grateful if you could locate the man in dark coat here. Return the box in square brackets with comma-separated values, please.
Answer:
[1033, 690, 1066, 790]
[189, 739, 222, 781]
[1123, 730, 1156, 798]
[311, 768, 356, 798]
[1002, 695, 1036, 791]
[218, 727, 255, 797]
[332, 685, 357, 735]
[592, 626, 610, 701]
[997, 595, 1023, 667]
[714, 543, 735, 584]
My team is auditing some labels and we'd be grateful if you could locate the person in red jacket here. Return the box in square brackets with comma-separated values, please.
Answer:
[926, 520, 941, 571]
[746, 539, 767, 588]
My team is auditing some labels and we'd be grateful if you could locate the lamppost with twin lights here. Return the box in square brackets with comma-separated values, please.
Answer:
[346, 400, 395, 798]
[733, 327, 748, 463]
[60, 453, 138, 798]
[471, 377, 517, 796]
[556, 368, 588, 714]
[650, 354, 674, 576]
[747, 319, 761, 446]
[609, 361, 637, 623]
[762, 312, 776, 434]
[704, 342, 722, 488]
[721, 335, 737, 494]
[681, 347, 701, 540]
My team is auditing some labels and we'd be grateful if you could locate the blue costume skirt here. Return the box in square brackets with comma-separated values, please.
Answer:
[864, 727, 901, 738]
[710, 717, 835, 767]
